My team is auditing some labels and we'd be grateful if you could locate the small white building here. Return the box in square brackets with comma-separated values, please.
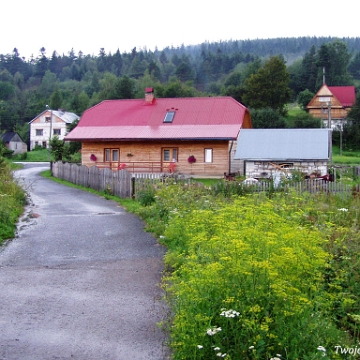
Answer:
[1, 131, 27, 154]
[29, 109, 79, 150]
[234, 129, 330, 179]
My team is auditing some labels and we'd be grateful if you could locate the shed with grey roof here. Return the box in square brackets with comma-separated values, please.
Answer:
[234, 129, 330, 178]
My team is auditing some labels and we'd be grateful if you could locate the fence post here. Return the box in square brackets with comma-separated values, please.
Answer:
[131, 177, 135, 199]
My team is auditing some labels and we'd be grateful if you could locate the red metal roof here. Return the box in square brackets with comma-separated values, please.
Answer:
[328, 86, 356, 107]
[66, 97, 250, 141]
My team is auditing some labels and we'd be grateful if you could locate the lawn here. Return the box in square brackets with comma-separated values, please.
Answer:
[12, 148, 52, 162]
[332, 146, 360, 165]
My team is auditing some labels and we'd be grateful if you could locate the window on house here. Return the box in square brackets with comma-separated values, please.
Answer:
[45, 116, 51, 122]
[53, 129, 61, 135]
[162, 148, 178, 162]
[104, 148, 119, 162]
[36, 129, 43, 136]
[163, 111, 175, 123]
[42, 141, 47, 148]
[204, 148, 213, 163]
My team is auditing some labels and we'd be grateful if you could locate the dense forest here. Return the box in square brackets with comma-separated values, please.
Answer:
[1, 36, 360, 148]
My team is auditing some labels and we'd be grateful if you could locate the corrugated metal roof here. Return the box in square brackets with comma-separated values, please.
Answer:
[235, 129, 329, 160]
[52, 110, 80, 124]
[29, 110, 79, 124]
[67, 125, 242, 141]
[328, 86, 356, 107]
[65, 97, 249, 141]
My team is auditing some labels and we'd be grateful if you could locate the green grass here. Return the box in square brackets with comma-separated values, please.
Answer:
[0, 160, 27, 244]
[285, 104, 305, 126]
[332, 146, 360, 165]
[12, 148, 53, 162]
[191, 178, 223, 186]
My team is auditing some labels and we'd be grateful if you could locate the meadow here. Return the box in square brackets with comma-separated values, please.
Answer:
[134, 180, 360, 359]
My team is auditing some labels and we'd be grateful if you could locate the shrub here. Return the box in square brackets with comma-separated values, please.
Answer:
[0, 159, 26, 244]
[136, 184, 156, 206]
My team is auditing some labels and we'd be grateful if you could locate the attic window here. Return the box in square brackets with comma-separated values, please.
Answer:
[163, 111, 175, 123]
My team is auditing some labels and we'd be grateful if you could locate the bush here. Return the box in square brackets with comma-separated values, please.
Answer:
[0, 158, 26, 244]
[136, 183, 156, 206]
[250, 108, 287, 128]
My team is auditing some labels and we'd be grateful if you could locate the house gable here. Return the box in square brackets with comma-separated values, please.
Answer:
[306, 84, 356, 120]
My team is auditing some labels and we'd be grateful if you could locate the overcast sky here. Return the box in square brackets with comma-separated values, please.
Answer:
[2, 0, 358, 60]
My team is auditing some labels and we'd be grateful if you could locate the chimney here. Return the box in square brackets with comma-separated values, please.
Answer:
[145, 87, 155, 104]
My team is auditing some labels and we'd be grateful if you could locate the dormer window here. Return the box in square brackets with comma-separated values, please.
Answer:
[163, 111, 175, 123]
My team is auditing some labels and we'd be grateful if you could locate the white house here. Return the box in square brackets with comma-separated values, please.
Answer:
[29, 109, 79, 150]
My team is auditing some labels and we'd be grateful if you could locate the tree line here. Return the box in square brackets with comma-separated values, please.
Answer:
[1, 36, 360, 149]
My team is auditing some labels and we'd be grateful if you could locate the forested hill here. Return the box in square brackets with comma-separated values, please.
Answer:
[1, 36, 360, 137]
[158, 37, 360, 64]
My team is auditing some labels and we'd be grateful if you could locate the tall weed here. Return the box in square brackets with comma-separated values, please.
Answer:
[0, 159, 26, 243]
[137, 183, 360, 359]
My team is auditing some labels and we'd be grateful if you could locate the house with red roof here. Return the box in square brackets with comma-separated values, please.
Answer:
[306, 84, 356, 128]
[65, 88, 252, 176]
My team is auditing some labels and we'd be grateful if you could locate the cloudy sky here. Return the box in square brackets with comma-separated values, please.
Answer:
[2, 0, 358, 59]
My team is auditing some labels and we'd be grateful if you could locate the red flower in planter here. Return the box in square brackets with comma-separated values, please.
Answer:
[90, 154, 97, 161]
[188, 155, 196, 164]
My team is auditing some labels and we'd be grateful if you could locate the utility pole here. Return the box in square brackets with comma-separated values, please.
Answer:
[45, 105, 53, 162]
[327, 101, 332, 163]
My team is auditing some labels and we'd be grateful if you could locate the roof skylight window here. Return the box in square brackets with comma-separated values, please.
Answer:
[163, 111, 175, 123]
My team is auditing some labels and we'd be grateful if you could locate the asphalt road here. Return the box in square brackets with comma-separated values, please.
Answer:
[0, 163, 169, 360]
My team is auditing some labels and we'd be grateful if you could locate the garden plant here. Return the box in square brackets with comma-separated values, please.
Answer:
[135, 179, 360, 359]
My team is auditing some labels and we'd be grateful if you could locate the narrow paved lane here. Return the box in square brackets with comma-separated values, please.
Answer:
[0, 163, 169, 360]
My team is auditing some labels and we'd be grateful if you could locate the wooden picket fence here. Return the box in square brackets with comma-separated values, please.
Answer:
[52, 162, 133, 198]
[243, 180, 358, 195]
[52, 162, 360, 199]
[52, 162, 171, 198]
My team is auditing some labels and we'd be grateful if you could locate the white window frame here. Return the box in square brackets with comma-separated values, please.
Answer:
[204, 148, 213, 163]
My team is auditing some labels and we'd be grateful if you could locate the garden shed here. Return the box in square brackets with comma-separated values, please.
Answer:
[234, 129, 330, 179]
[0, 131, 27, 155]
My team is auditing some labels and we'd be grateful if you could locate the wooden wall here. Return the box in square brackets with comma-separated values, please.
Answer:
[81, 140, 232, 176]
[308, 107, 349, 120]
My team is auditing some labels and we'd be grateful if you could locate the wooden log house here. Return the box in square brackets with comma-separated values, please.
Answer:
[306, 84, 355, 128]
[65, 88, 252, 177]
